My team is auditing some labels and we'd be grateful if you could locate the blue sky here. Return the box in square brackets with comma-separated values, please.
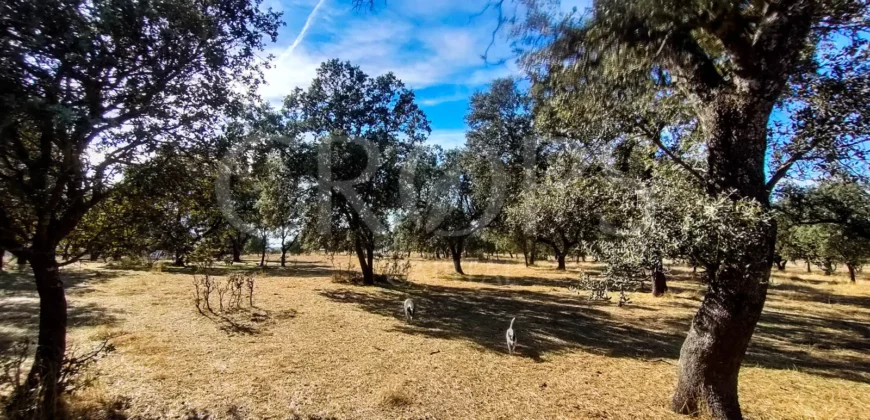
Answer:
[259, 0, 588, 149]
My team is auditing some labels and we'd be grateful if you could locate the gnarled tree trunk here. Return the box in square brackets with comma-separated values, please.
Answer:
[672, 93, 777, 420]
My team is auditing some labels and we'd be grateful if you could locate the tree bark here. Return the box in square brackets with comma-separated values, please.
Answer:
[259, 234, 267, 268]
[529, 245, 537, 266]
[231, 232, 248, 263]
[652, 261, 668, 297]
[280, 249, 287, 267]
[773, 254, 786, 271]
[173, 252, 185, 267]
[20, 252, 67, 419]
[806, 260, 811, 273]
[822, 258, 833, 275]
[672, 88, 780, 419]
[556, 252, 566, 271]
[353, 232, 375, 285]
[847, 264, 856, 283]
[449, 237, 466, 275]
[16, 252, 28, 269]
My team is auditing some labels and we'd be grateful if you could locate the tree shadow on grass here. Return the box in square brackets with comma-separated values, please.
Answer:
[321, 281, 870, 384]
[321, 284, 684, 362]
[0, 269, 124, 358]
[448, 273, 578, 288]
[767, 281, 870, 309]
[99, 260, 334, 279]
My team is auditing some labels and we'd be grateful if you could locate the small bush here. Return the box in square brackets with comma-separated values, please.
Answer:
[2, 340, 116, 419]
[375, 254, 412, 285]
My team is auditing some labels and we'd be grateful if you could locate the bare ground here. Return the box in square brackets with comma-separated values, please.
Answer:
[1, 254, 868, 419]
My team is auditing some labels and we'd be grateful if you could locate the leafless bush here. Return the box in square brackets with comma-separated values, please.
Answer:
[2, 340, 116, 419]
[245, 274, 255, 306]
[191, 259, 216, 314]
[375, 253, 412, 284]
[225, 272, 252, 311]
[0, 342, 29, 399]
[216, 279, 229, 312]
[59, 340, 116, 394]
[328, 254, 362, 284]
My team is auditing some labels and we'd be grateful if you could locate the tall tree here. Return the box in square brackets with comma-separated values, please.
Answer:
[522, 1, 870, 418]
[508, 152, 613, 270]
[0, 0, 280, 414]
[424, 149, 498, 275]
[465, 78, 541, 265]
[283, 60, 430, 285]
[257, 155, 305, 267]
[776, 180, 870, 281]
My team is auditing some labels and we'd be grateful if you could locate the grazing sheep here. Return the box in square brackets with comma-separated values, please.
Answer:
[506, 317, 517, 354]
[403, 298, 415, 323]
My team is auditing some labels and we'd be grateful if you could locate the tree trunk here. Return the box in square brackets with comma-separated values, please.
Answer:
[260, 235, 267, 268]
[449, 238, 465, 275]
[806, 260, 812, 273]
[22, 252, 67, 419]
[280, 249, 287, 268]
[556, 253, 566, 271]
[529, 245, 537, 266]
[173, 252, 185, 267]
[772, 254, 786, 271]
[231, 233, 247, 263]
[672, 90, 778, 419]
[353, 234, 375, 286]
[17, 252, 28, 268]
[822, 258, 833, 275]
[652, 261, 668, 297]
[847, 264, 856, 283]
[0, 248, 4, 271]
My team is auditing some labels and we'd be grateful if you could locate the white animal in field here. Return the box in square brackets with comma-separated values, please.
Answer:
[506, 317, 517, 354]
[403, 298, 415, 323]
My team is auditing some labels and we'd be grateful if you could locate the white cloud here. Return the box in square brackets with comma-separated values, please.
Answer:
[419, 93, 469, 106]
[427, 129, 467, 150]
[260, 1, 520, 101]
[281, 0, 329, 58]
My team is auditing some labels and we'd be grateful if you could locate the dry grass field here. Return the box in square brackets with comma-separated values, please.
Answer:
[1, 254, 869, 419]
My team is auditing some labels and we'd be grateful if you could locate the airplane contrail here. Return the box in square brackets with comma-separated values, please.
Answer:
[280, 0, 328, 60]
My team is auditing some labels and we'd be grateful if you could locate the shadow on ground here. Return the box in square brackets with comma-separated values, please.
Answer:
[321, 276, 870, 384]
[100, 260, 333, 279]
[322, 283, 683, 363]
[0, 269, 124, 356]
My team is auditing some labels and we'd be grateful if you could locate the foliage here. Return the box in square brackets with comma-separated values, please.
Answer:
[283, 59, 430, 284]
[776, 180, 870, 280]
[507, 152, 617, 269]
[0, 0, 282, 259]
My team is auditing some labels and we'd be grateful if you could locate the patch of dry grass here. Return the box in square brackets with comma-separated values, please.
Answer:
[1, 255, 869, 419]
